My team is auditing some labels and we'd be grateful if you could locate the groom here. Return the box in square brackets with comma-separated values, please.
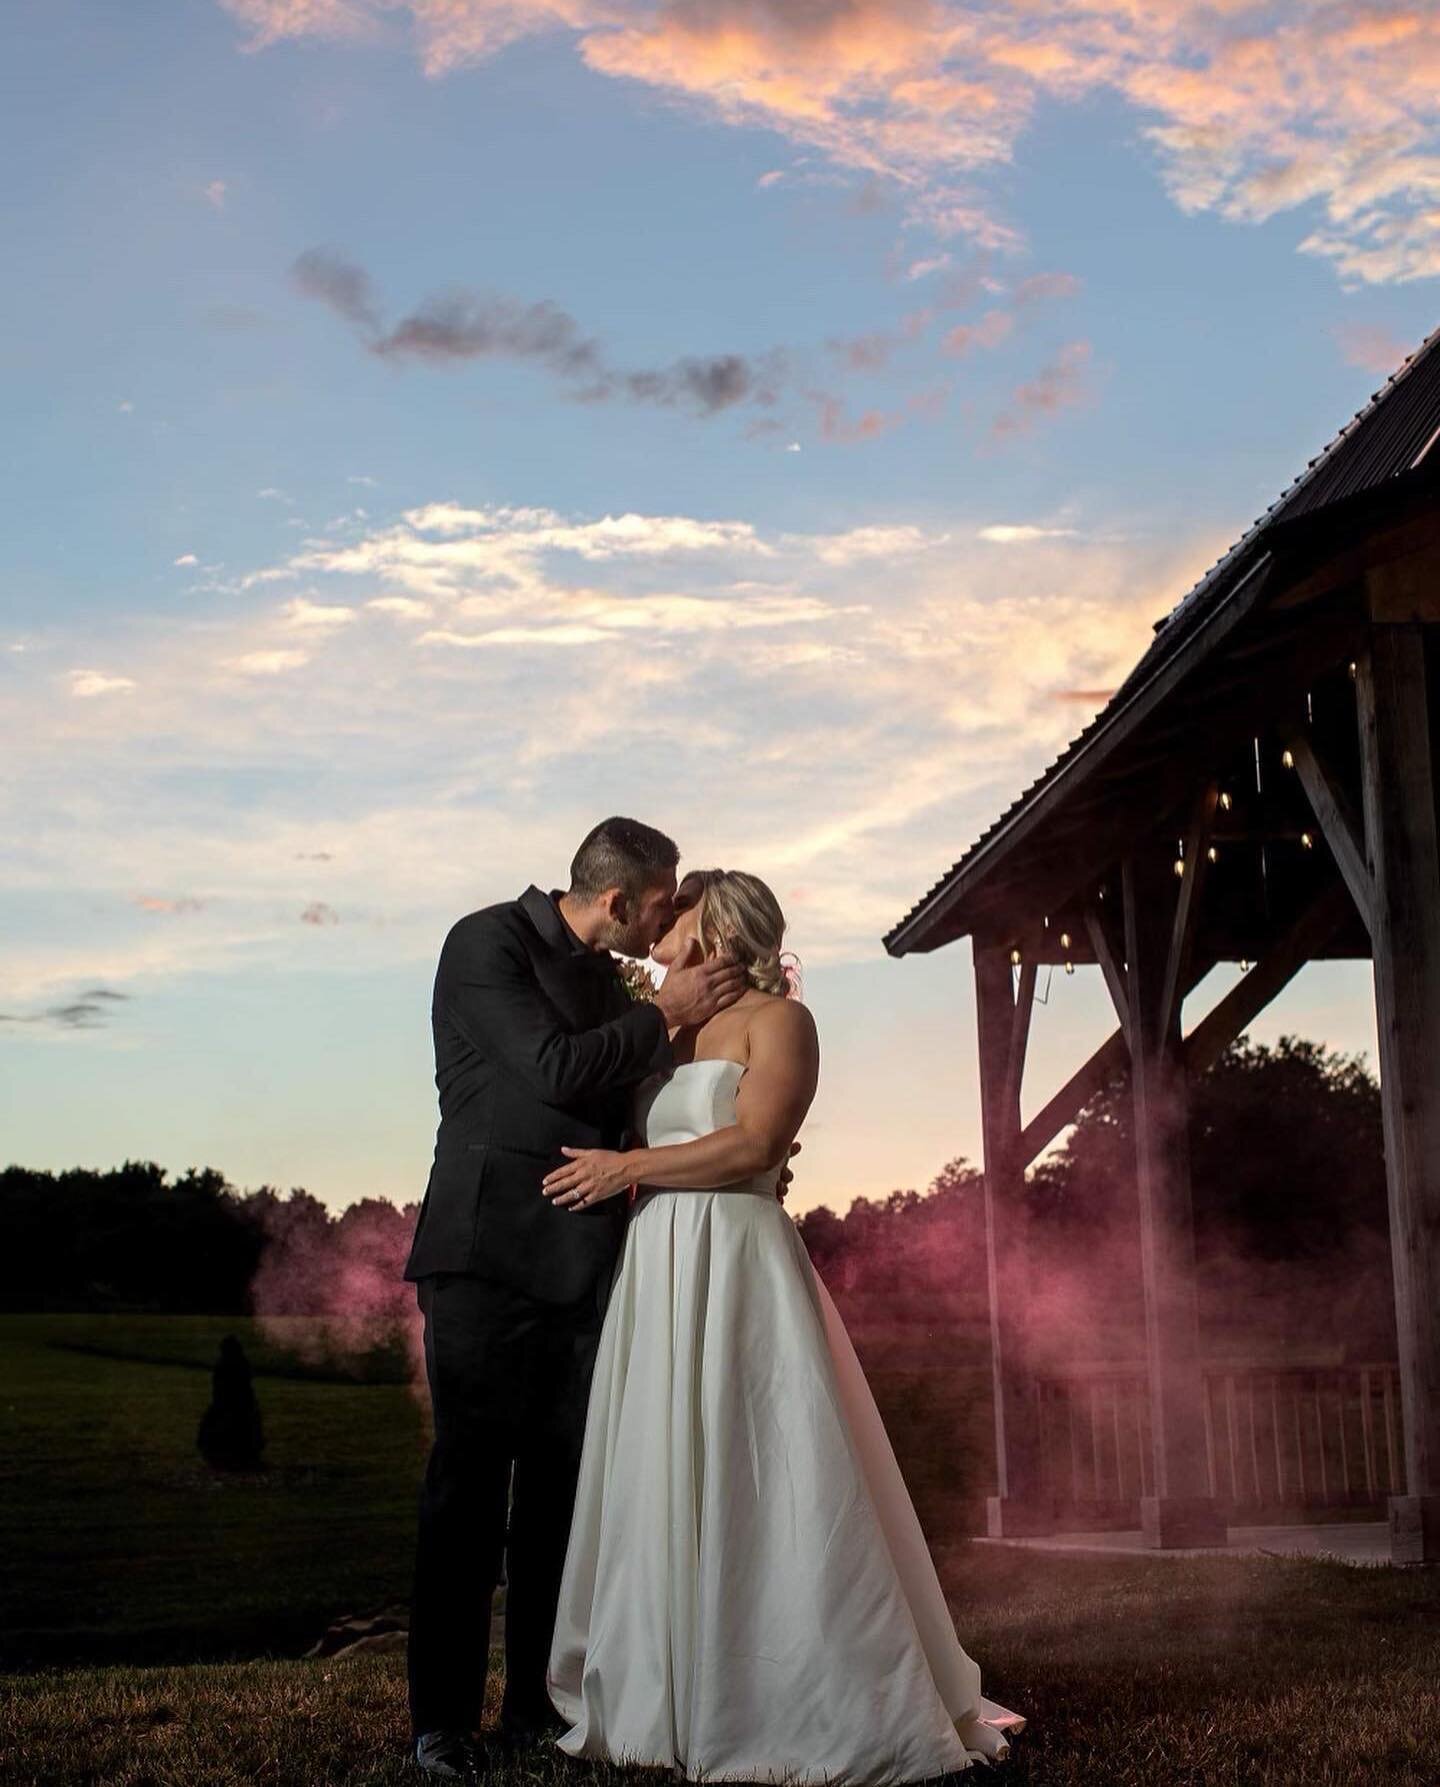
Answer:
[403, 817, 746, 1783]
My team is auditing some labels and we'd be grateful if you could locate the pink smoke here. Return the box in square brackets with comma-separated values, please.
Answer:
[248, 1190, 427, 1391]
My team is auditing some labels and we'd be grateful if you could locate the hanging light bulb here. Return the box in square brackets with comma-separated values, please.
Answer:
[1300, 830, 1314, 850]
[1064, 960, 1075, 975]
[1348, 660, 1358, 680]
[1059, 931, 1071, 949]
[1173, 856, 1186, 878]
[1219, 790, 1233, 812]
[1206, 844, 1219, 864]
[1010, 946, 1022, 965]
[1240, 959, 1250, 973]
[1281, 747, 1295, 770]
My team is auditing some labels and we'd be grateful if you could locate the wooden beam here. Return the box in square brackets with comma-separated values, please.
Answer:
[1182, 881, 1354, 1079]
[974, 942, 1051, 1533]
[1015, 948, 1218, 1169]
[1017, 1028, 1128, 1169]
[1007, 960, 1037, 1112]
[1122, 848, 1224, 1543]
[1083, 900, 1131, 1039]
[1285, 729, 1374, 934]
[1271, 502, 1440, 612]
[1366, 544, 1440, 623]
[1162, 784, 1219, 1037]
[1356, 627, 1440, 1558]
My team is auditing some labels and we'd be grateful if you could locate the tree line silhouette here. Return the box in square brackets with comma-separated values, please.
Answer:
[1, 1038, 1394, 1353]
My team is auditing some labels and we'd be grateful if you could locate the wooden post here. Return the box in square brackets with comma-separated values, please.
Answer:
[974, 940, 1053, 1535]
[1355, 623, 1440, 1564]
[1122, 849, 1227, 1546]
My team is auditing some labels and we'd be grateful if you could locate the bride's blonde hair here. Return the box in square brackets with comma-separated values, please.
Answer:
[686, 869, 800, 999]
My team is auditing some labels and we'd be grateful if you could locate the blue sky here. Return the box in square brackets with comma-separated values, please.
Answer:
[4, 0, 1438, 1214]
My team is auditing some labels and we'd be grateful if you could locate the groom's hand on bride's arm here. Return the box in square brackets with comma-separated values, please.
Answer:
[541, 1148, 635, 1210]
[655, 955, 747, 1029]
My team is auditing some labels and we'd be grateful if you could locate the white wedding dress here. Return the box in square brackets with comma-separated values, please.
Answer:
[548, 1058, 1025, 1783]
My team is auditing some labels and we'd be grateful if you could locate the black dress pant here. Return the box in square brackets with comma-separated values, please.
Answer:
[407, 1270, 603, 1740]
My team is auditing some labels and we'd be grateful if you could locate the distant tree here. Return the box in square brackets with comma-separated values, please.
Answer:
[1025, 1033, 1386, 1259]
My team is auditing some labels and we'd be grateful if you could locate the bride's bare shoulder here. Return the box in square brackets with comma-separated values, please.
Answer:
[748, 991, 818, 1050]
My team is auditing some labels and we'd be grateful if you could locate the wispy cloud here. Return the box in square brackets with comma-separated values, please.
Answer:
[978, 522, 1079, 544]
[4, 487, 1228, 1010]
[69, 670, 137, 698]
[991, 339, 1093, 439]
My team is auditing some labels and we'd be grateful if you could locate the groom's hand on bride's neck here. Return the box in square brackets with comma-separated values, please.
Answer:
[655, 954, 747, 1029]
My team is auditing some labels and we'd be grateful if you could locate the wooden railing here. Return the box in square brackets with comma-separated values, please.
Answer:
[1031, 1361, 1405, 1521]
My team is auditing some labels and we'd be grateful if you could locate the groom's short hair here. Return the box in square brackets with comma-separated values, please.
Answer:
[569, 817, 680, 902]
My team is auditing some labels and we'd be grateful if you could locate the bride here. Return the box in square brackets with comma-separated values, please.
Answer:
[540, 868, 1024, 1783]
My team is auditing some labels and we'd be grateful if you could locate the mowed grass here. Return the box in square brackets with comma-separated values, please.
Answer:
[6, 1548, 1440, 1786]
[0, 1314, 427, 1669]
[6, 1314, 1440, 1784]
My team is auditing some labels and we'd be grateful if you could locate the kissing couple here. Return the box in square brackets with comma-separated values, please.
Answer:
[402, 817, 1024, 1784]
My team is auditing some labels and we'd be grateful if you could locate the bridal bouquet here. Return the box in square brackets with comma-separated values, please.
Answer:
[616, 956, 659, 1003]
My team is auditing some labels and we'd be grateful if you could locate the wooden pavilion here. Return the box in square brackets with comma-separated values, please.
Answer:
[884, 328, 1440, 1564]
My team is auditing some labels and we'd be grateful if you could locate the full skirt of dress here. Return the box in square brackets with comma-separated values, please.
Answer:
[547, 1186, 1025, 1784]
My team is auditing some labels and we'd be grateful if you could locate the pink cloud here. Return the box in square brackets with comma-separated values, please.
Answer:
[1331, 320, 1413, 377]
[941, 307, 1014, 356]
[222, 2, 1440, 283]
[990, 338, 1093, 439]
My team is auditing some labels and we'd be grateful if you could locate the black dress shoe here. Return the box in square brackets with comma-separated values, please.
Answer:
[497, 1704, 567, 1751]
[413, 1729, 481, 1781]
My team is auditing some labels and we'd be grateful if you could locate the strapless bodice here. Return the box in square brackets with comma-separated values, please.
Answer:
[634, 1057, 784, 1199]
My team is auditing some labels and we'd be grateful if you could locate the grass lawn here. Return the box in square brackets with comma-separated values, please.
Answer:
[0, 1314, 427, 1668]
[5, 1545, 1440, 1785]
[7, 1313, 1440, 1784]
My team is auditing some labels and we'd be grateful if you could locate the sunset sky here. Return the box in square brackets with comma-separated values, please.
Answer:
[5, 0, 1440, 1217]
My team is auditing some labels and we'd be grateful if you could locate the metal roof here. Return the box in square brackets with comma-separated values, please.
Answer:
[884, 321, 1440, 957]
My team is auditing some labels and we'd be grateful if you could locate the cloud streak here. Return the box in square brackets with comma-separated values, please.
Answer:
[293, 248, 787, 418]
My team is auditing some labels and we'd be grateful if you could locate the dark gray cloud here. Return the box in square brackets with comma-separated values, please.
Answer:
[0, 987, 131, 1030]
[376, 292, 601, 379]
[292, 248, 381, 334]
[291, 249, 783, 419]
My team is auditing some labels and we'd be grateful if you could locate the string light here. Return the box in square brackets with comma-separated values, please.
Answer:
[1348, 660, 1358, 680]
[1173, 856, 1186, 878]
[1219, 790, 1233, 811]
[1059, 931, 1072, 949]
[1300, 830, 1314, 850]
[1010, 946, 1022, 965]
[1281, 747, 1295, 770]
[1206, 844, 1219, 863]
[1240, 959, 1251, 973]
[1064, 960, 1075, 975]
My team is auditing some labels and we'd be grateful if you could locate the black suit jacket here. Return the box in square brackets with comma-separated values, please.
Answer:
[403, 885, 674, 1303]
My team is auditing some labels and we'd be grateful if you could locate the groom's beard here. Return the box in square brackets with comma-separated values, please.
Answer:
[599, 917, 660, 960]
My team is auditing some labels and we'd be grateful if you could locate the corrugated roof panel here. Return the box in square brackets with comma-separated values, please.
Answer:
[884, 323, 1440, 952]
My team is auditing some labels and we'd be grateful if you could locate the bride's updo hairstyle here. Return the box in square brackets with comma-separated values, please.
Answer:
[688, 869, 801, 999]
